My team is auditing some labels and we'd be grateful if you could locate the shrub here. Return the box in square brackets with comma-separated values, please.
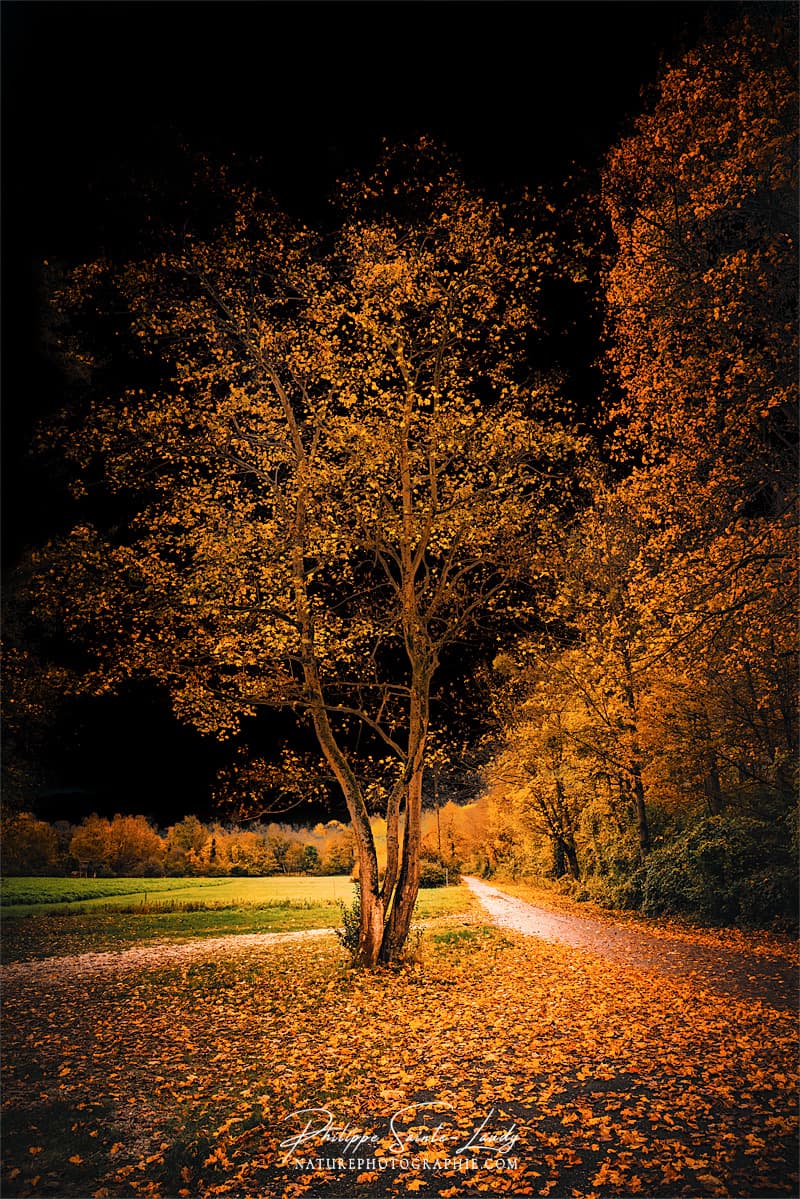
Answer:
[601, 870, 646, 911]
[418, 858, 448, 887]
[335, 882, 361, 959]
[139, 856, 166, 877]
[641, 814, 798, 926]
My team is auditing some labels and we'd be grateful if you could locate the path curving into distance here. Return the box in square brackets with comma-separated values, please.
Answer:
[464, 876, 798, 1012]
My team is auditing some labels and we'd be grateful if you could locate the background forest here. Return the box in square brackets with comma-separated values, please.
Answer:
[3, 7, 797, 933]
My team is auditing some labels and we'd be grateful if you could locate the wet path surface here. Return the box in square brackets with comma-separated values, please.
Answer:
[465, 877, 798, 1011]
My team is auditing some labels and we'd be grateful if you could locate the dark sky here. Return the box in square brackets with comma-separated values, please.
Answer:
[1, 0, 731, 824]
[4, 1, 719, 246]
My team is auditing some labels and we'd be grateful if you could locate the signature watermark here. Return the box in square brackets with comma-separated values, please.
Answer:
[279, 1103, 520, 1172]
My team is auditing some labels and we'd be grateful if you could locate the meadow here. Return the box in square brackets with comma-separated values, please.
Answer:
[1, 874, 358, 916]
[0, 876, 477, 962]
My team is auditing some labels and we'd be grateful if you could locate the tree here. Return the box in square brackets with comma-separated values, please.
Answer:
[165, 815, 209, 873]
[106, 813, 164, 875]
[488, 484, 661, 868]
[70, 815, 112, 877]
[598, 7, 797, 829]
[601, 5, 797, 523]
[1, 811, 60, 875]
[320, 829, 355, 875]
[491, 691, 590, 882]
[212, 746, 332, 821]
[37, 141, 581, 964]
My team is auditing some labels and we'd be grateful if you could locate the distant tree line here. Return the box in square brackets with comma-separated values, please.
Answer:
[0, 812, 355, 879]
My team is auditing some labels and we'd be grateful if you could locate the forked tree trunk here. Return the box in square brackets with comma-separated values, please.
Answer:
[379, 766, 424, 961]
[357, 874, 387, 969]
[358, 669, 430, 966]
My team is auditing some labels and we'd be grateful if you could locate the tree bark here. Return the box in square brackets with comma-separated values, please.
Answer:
[621, 649, 651, 860]
[630, 762, 650, 860]
[703, 751, 724, 815]
[381, 764, 424, 960]
[563, 837, 581, 881]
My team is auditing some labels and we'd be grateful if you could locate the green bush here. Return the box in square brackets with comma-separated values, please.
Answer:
[602, 870, 646, 911]
[335, 882, 361, 959]
[641, 814, 798, 926]
[418, 858, 452, 887]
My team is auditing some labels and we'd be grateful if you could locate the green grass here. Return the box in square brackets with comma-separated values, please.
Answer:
[0, 877, 478, 962]
[1, 874, 357, 915]
[1, 876, 224, 906]
[412, 884, 476, 919]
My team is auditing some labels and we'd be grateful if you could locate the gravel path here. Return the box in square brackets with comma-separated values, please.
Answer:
[0, 926, 334, 985]
[464, 876, 798, 1011]
[0, 913, 467, 986]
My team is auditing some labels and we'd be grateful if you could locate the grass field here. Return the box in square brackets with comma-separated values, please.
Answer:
[0, 877, 478, 962]
[1, 874, 359, 916]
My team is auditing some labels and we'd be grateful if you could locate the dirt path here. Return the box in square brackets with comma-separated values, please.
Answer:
[0, 927, 334, 985]
[0, 913, 472, 985]
[464, 876, 798, 1011]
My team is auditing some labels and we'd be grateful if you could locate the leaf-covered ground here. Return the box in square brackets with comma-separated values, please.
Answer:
[1, 922, 796, 1199]
[464, 879, 798, 1010]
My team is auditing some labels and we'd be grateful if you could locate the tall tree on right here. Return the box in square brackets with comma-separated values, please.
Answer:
[601, 5, 797, 523]
[599, 6, 798, 818]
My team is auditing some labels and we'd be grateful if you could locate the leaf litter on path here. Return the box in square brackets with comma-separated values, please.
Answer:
[464, 877, 799, 1011]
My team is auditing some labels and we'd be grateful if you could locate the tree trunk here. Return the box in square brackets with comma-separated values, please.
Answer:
[630, 762, 650, 860]
[357, 874, 387, 969]
[703, 751, 724, 815]
[380, 758, 425, 960]
[563, 838, 581, 881]
[621, 649, 650, 860]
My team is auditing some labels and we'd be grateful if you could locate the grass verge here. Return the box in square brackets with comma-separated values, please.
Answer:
[1, 883, 478, 963]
